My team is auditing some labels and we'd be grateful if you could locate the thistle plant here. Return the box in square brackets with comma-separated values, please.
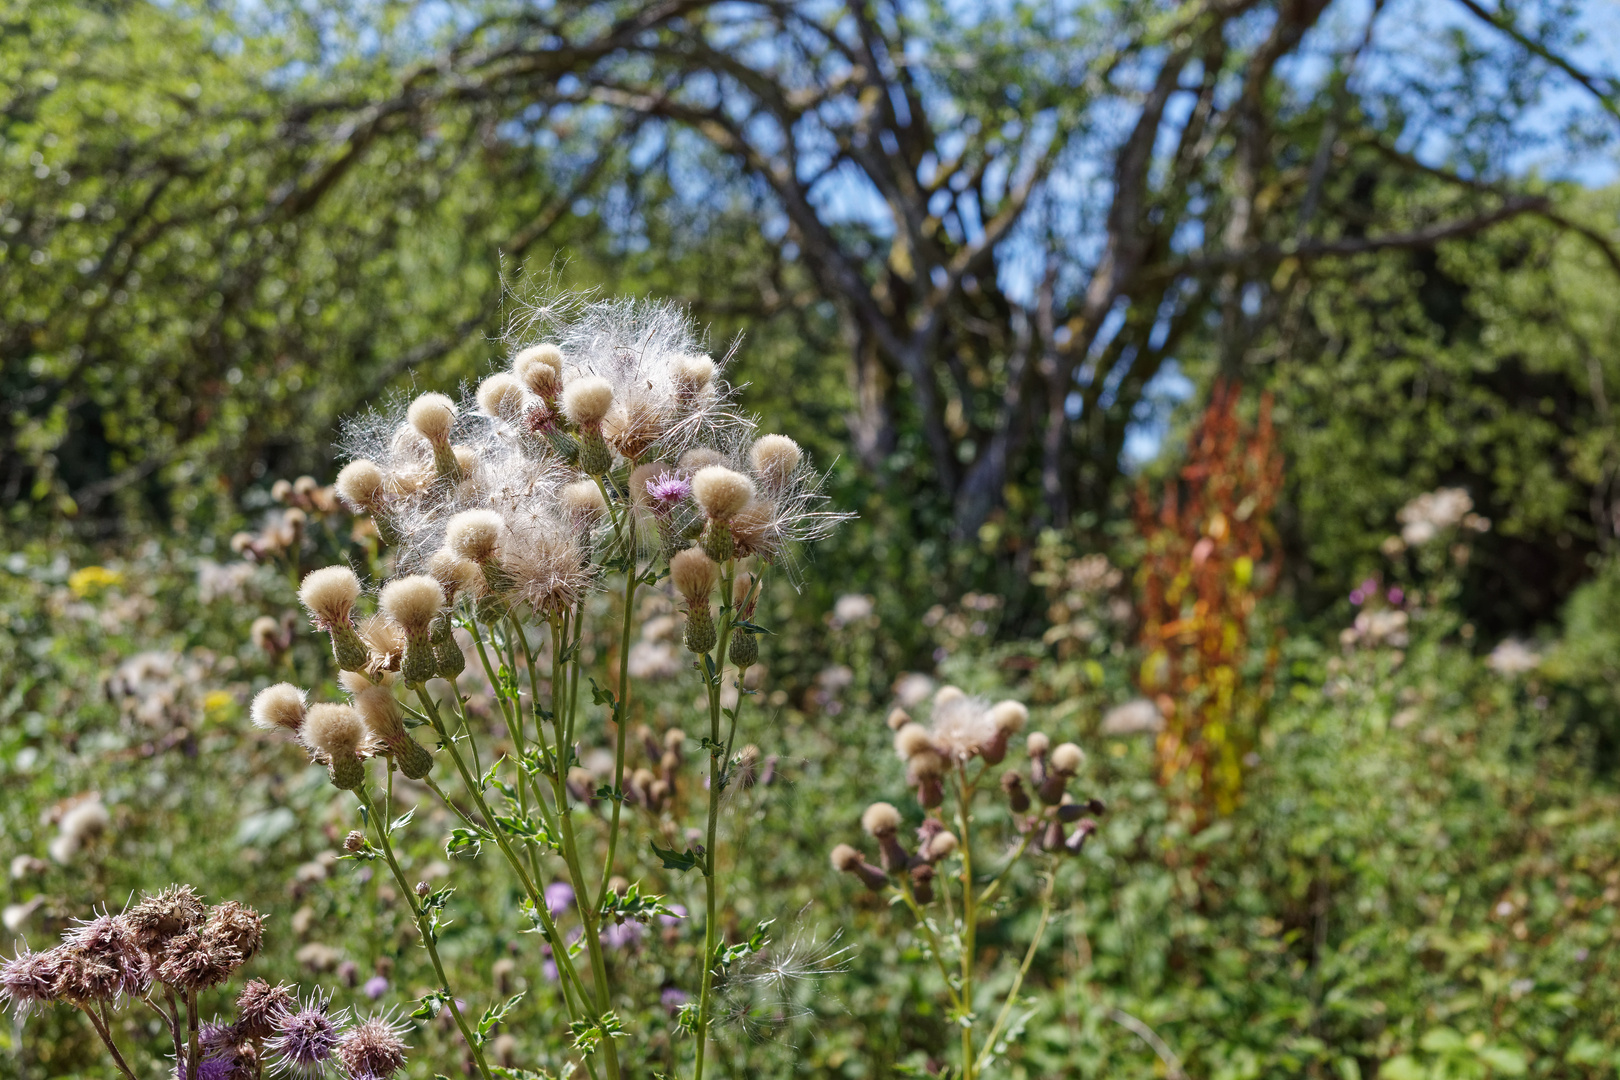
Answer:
[830, 686, 1103, 1078]
[249, 296, 846, 1078]
[0, 885, 403, 1080]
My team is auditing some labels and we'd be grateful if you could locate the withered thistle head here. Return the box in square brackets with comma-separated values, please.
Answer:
[236, 979, 298, 1040]
[335, 1012, 411, 1079]
[126, 885, 207, 956]
[0, 946, 66, 1015]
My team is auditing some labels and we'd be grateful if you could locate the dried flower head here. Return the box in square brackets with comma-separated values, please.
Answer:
[749, 435, 802, 491]
[237, 979, 298, 1039]
[692, 466, 754, 521]
[562, 376, 615, 428]
[671, 548, 719, 603]
[379, 575, 443, 635]
[476, 373, 527, 423]
[0, 947, 64, 1015]
[860, 802, 901, 837]
[447, 510, 503, 564]
[335, 1012, 410, 1080]
[513, 343, 564, 396]
[63, 913, 147, 1001]
[335, 460, 385, 512]
[126, 885, 207, 957]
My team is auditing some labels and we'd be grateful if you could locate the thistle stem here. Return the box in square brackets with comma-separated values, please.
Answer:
[75, 1001, 138, 1080]
[186, 989, 201, 1080]
[692, 562, 736, 1080]
[596, 565, 640, 910]
[356, 782, 494, 1080]
[956, 765, 977, 1080]
[973, 876, 1055, 1074]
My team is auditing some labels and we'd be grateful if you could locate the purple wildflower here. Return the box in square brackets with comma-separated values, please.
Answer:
[363, 975, 389, 1001]
[660, 986, 689, 1013]
[1349, 589, 1364, 607]
[600, 920, 644, 951]
[1387, 586, 1404, 605]
[265, 989, 346, 1076]
[544, 881, 574, 918]
[645, 472, 692, 510]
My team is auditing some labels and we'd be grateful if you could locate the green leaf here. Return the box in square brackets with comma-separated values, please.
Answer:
[475, 992, 526, 1044]
[1419, 1028, 1467, 1055]
[1476, 1047, 1527, 1076]
[1378, 1055, 1427, 1080]
[651, 841, 701, 873]
[446, 827, 486, 858]
[388, 807, 415, 834]
[412, 989, 451, 1020]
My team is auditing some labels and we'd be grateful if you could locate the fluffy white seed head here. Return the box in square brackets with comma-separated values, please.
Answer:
[929, 831, 959, 858]
[894, 723, 936, 761]
[407, 392, 456, 445]
[672, 354, 715, 393]
[886, 707, 912, 732]
[560, 479, 608, 521]
[750, 435, 802, 489]
[304, 703, 365, 759]
[934, 686, 966, 707]
[353, 683, 407, 742]
[988, 701, 1028, 734]
[335, 460, 385, 509]
[670, 547, 718, 603]
[1027, 732, 1051, 758]
[447, 509, 504, 563]
[1050, 742, 1085, 775]
[428, 547, 482, 597]
[251, 683, 307, 734]
[562, 376, 614, 426]
[513, 344, 563, 396]
[452, 445, 479, 477]
[379, 575, 444, 634]
[692, 466, 754, 520]
[830, 843, 862, 872]
[477, 374, 527, 422]
[679, 448, 726, 472]
[861, 802, 901, 837]
[299, 566, 361, 625]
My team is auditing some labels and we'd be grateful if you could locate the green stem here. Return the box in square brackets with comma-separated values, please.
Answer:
[956, 766, 977, 1080]
[356, 783, 494, 1080]
[692, 562, 737, 1080]
[897, 884, 963, 1011]
[596, 565, 641, 910]
[976, 831, 1034, 908]
[973, 877, 1055, 1074]
[76, 1001, 138, 1080]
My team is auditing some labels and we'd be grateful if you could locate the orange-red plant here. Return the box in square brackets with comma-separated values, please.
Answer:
[1134, 380, 1283, 821]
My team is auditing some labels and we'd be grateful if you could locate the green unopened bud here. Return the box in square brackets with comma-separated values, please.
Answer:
[431, 615, 464, 678]
[730, 627, 757, 669]
[329, 753, 365, 791]
[579, 430, 613, 476]
[394, 736, 435, 780]
[402, 631, 436, 685]
[329, 624, 369, 673]
[547, 430, 580, 464]
[702, 521, 734, 563]
[685, 607, 716, 654]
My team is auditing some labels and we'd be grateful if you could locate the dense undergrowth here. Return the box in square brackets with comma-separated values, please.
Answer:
[2, 524, 1615, 1079]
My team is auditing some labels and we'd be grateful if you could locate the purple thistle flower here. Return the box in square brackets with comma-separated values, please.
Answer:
[265, 990, 347, 1077]
[660, 986, 689, 1013]
[1349, 589, 1364, 606]
[1387, 586, 1404, 605]
[363, 975, 389, 1001]
[196, 1056, 239, 1080]
[599, 920, 644, 951]
[645, 472, 692, 510]
[544, 881, 574, 918]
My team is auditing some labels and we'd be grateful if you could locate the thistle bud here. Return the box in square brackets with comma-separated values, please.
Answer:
[431, 614, 464, 680]
[729, 626, 758, 669]
[979, 700, 1028, 764]
[1001, 770, 1031, 813]
[477, 373, 527, 424]
[1065, 818, 1099, 855]
[1041, 818, 1067, 852]
[353, 683, 434, 780]
[513, 344, 563, 398]
[830, 844, 887, 890]
[304, 704, 367, 791]
[408, 393, 461, 480]
[749, 434, 802, 492]
[1038, 741, 1083, 805]
[343, 831, 367, 854]
[861, 802, 909, 872]
[299, 566, 368, 672]
[684, 608, 716, 655]
[909, 863, 935, 905]
[415, 881, 430, 899]
[379, 575, 444, 685]
[251, 683, 307, 737]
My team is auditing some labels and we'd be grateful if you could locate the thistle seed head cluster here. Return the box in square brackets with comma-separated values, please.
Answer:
[833, 685, 1104, 895]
